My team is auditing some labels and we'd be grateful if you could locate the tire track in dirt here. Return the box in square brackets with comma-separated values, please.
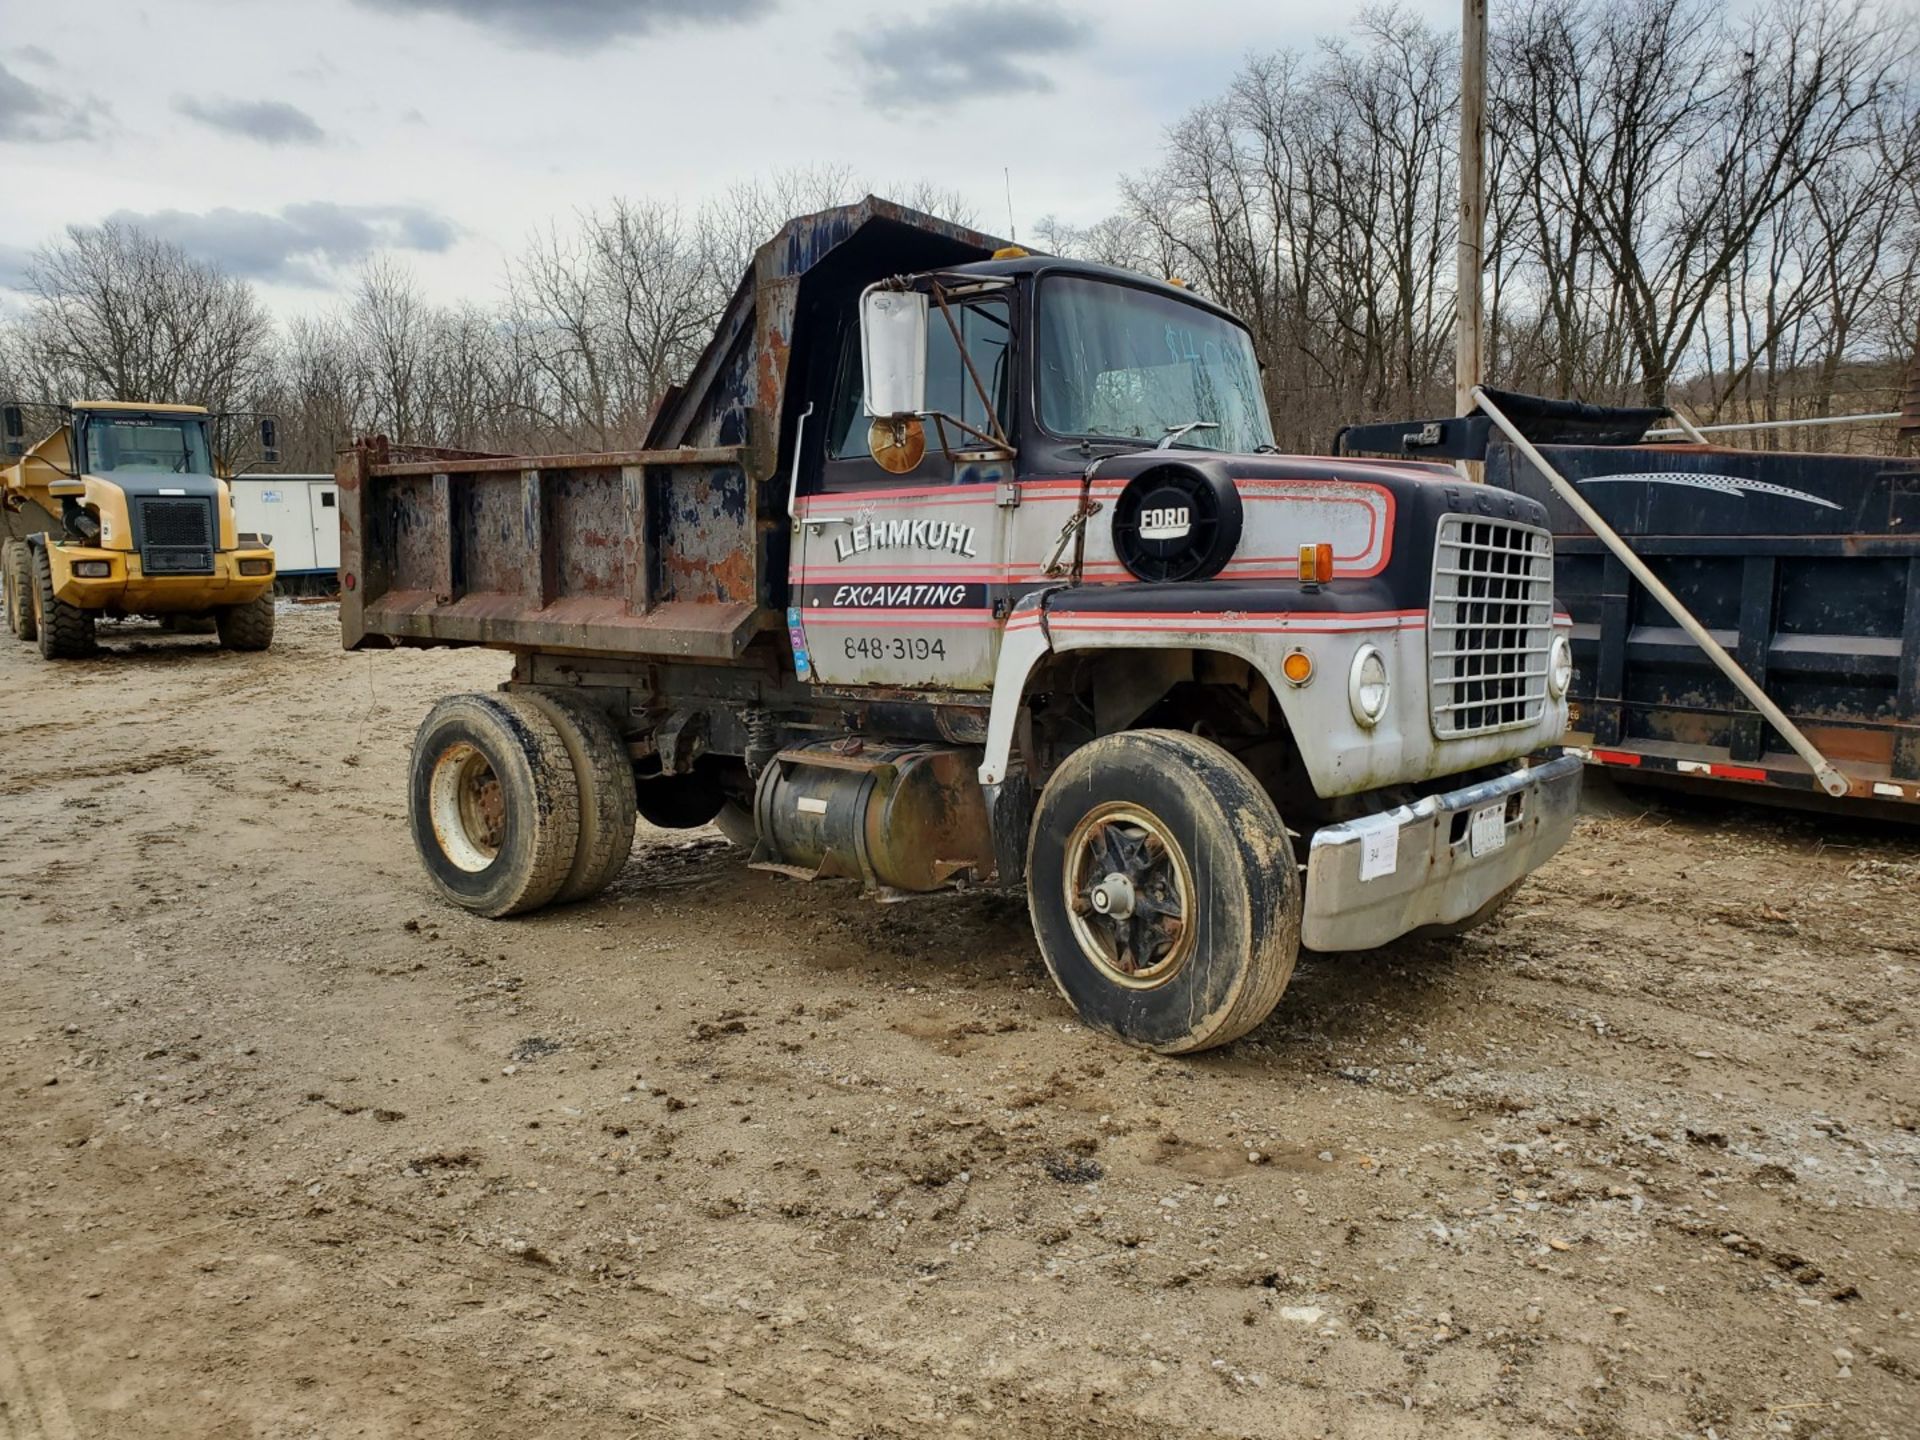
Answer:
[0, 1264, 77, 1440]
[0, 745, 201, 797]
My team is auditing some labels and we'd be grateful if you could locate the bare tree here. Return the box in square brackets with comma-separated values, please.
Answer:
[16, 222, 272, 411]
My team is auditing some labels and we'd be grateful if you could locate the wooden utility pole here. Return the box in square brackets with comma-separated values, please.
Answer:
[1455, 0, 1488, 422]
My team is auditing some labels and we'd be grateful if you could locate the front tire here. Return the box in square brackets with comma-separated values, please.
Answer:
[408, 693, 581, 918]
[4, 540, 37, 642]
[216, 593, 275, 651]
[31, 545, 95, 660]
[1026, 729, 1300, 1054]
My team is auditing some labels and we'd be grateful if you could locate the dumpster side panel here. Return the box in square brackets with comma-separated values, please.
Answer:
[1489, 440, 1920, 803]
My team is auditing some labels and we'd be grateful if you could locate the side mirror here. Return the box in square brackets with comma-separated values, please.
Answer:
[860, 287, 928, 419]
[259, 418, 279, 464]
[2, 405, 22, 457]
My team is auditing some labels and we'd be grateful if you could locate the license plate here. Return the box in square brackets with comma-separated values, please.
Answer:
[1468, 803, 1507, 858]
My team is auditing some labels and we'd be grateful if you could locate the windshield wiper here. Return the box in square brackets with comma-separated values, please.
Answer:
[1157, 420, 1218, 450]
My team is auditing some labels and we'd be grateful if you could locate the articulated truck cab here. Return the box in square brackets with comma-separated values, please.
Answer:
[342, 198, 1581, 1053]
[2, 400, 278, 657]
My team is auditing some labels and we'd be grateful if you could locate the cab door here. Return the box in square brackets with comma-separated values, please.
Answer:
[792, 294, 1015, 691]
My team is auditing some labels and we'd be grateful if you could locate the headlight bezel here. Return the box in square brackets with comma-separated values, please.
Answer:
[1348, 644, 1390, 727]
[1548, 633, 1574, 698]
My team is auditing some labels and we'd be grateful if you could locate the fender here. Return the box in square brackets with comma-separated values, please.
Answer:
[979, 587, 1061, 785]
[977, 583, 1419, 794]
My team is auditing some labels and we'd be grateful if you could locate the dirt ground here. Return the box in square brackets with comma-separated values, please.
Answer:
[1, 604, 1916, 1440]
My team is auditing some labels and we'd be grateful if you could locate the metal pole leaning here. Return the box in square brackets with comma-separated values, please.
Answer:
[1644, 410, 1899, 439]
[1471, 386, 1851, 799]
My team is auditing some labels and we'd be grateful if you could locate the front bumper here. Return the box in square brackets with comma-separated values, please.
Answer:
[1301, 752, 1582, 952]
[50, 545, 276, 611]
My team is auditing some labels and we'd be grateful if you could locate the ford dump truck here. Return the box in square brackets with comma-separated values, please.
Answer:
[2, 400, 278, 658]
[340, 198, 1582, 1053]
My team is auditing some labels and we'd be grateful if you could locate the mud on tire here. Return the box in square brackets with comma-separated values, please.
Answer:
[216, 592, 275, 651]
[512, 688, 637, 905]
[408, 692, 582, 918]
[3, 539, 37, 642]
[1026, 728, 1300, 1054]
[31, 544, 95, 659]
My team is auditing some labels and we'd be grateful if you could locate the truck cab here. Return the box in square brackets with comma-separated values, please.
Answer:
[343, 199, 1581, 1054]
[2, 400, 279, 657]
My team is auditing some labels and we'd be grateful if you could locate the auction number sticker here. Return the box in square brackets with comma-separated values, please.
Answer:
[1468, 803, 1507, 858]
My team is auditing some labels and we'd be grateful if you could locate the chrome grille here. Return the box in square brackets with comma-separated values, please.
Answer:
[1428, 515, 1554, 738]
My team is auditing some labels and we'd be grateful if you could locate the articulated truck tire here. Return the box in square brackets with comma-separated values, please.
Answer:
[3, 541, 35, 642]
[216, 593, 275, 651]
[1026, 729, 1301, 1054]
[510, 688, 637, 905]
[31, 545, 95, 659]
[408, 692, 581, 918]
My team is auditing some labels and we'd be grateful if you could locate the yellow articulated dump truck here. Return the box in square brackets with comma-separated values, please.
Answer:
[1, 400, 279, 658]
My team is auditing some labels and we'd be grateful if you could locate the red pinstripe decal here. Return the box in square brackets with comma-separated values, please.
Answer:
[1044, 610, 1420, 629]
[799, 607, 997, 628]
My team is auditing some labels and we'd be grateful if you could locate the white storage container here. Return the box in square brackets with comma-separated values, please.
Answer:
[229, 474, 340, 577]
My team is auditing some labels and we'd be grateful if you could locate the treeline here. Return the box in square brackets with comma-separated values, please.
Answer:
[1040, 0, 1920, 449]
[3, 0, 1916, 467]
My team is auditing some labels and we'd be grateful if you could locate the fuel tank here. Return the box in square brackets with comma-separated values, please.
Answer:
[751, 740, 995, 894]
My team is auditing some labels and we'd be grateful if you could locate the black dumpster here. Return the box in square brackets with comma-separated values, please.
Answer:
[1339, 394, 1920, 812]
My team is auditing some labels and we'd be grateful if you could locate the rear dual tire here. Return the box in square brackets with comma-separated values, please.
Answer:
[513, 689, 637, 905]
[408, 690, 635, 918]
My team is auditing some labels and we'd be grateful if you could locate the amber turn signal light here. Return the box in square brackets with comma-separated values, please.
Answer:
[1282, 648, 1314, 686]
[1297, 542, 1336, 584]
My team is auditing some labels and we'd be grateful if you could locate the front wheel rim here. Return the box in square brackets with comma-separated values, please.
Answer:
[428, 741, 505, 873]
[1062, 802, 1196, 988]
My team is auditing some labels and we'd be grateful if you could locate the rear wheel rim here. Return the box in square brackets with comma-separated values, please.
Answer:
[429, 742, 505, 872]
[1062, 802, 1195, 988]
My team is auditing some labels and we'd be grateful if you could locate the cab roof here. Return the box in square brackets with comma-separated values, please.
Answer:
[74, 400, 210, 415]
[941, 254, 1248, 329]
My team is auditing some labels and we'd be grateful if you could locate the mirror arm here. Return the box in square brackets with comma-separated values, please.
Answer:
[928, 283, 1010, 450]
[923, 411, 1009, 457]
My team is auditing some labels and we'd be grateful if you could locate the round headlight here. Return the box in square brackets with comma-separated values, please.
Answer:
[1548, 634, 1574, 698]
[1348, 645, 1390, 727]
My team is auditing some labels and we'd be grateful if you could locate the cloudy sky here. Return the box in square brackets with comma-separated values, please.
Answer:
[1, 0, 1455, 317]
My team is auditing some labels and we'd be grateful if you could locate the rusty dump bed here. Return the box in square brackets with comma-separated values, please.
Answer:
[339, 198, 1004, 659]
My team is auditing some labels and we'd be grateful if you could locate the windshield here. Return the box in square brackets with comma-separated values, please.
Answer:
[1038, 276, 1273, 453]
[83, 415, 212, 475]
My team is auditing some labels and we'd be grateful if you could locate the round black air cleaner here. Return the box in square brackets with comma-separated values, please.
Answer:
[1110, 464, 1243, 583]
